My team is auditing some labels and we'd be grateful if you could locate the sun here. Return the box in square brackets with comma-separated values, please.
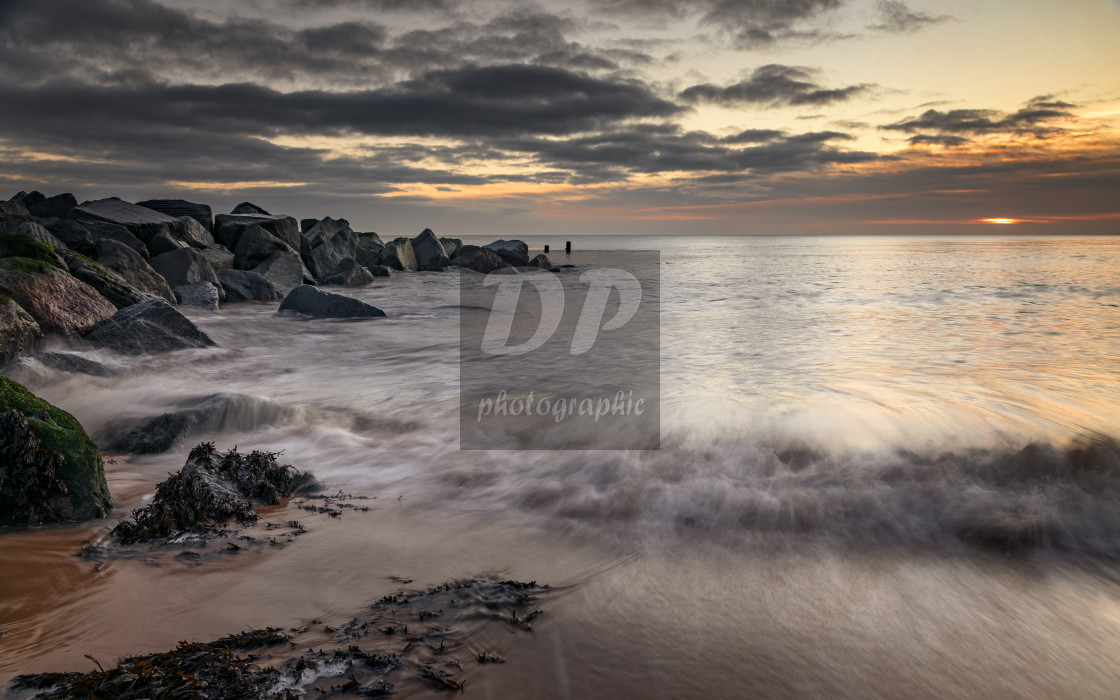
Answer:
[978, 218, 1021, 224]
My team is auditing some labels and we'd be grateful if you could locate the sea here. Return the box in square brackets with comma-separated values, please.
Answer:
[3, 234, 1120, 698]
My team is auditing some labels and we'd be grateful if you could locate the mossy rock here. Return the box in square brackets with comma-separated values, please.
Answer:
[0, 235, 62, 269]
[0, 376, 111, 524]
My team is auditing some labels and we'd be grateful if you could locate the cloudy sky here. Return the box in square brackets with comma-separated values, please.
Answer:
[1, 0, 1118, 237]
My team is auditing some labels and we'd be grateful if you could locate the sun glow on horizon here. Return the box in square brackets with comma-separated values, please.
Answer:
[979, 218, 1023, 225]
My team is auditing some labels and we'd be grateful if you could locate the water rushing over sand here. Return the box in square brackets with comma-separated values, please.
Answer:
[3, 235, 1120, 698]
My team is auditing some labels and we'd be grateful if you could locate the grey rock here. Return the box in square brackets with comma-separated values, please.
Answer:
[0, 201, 29, 217]
[380, 237, 418, 271]
[82, 220, 148, 258]
[0, 299, 42, 363]
[356, 232, 384, 246]
[367, 264, 392, 277]
[483, 239, 530, 267]
[231, 202, 269, 215]
[200, 244, 235, 270]
[5, 352, 117, 378]
[356, 237, 384, 268]
[234, 224, 290, 270]
[70, 198, 180, 241]
[148, 247, 222, 300]
[85, 298, 217, 355]
[318, 258, 374, 287]
[0, 260, 117, 335]
[440, 237, 463, 258]
[13, 191, 77, 219]
[14, 222, 65, 250]
[147, 230, 187, 257]
[302, 217, 358, 280]
[173, 282, 220, 311]
[213, 213, 301, 253]
[94, 239, 175, 302]
[301, 218, 319, 233]
[61, 250, 153, 309]
[172, 216, 216, 248]
[454, 245, 509, 274]
[46, 220, 95, 255]
[136, 199, 213, 232]
[279, 285, 385, 318]
[216, 269, 282, 303]
[251, 251, 304, 295]
[528, 253, 552, 269]
[411, 228, 450, 271]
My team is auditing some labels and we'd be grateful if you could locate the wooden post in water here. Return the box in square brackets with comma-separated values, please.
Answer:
[565, 241, 572, 255]
[544, 244, 550, 253]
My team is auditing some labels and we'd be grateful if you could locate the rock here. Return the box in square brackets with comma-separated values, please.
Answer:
[146, 230, 187, 257]
[301, 218, 319, 233]
[233, 224, 289, 270]
[214, 213, 301, 254]
[46, 220, 95, 255]
[231, 202, 270, 215]
[94, 239, 175, 302]
[5, 351, 117, 378]
[148, 247, 222, 299]
[200, 244, 235, 270]
[0, 298, 42, 363]
[0, 257, 116, 335]
[483, 239, 530, 267]
[440, 237, 463, 258]
[61, 250, 152, 309]
[454, 245, 509, 273]
[318, 258, 374, 287]
[528, 253, 552, 269]
[172, 216, 216, 248]
[251, 251, 304, 295]
[85, 298, 217, 355]
[356, 231, 384, 246]
[10, 221, 66, 250]
[367, 264, 392, 277]
[279, 285, 386, 318]
[81, 220, 149, 258]
[174, 282, 220, 311]
[356, 237, 384, 268]
[136, 199, 213, 232]
[302, 217, 359, 280]
[0, 200, 30, 216]
[216, 269, 282, 303]
[0, 234, 65, 270]
[380, 237, 418, 272]
[110, 442, 314, 542]
[0, 376, 112, 525]
[411, 228, 450, 271]
[70, 197, 180, 241]
[13, 191, 77, 219]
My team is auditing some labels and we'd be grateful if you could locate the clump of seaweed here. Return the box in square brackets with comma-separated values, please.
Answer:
[112, 443, 319, 544]
[13, 629, 291, 700]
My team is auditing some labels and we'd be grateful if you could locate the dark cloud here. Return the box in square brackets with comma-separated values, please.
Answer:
[680, 65, 870, 107]
[882, 96, 1076, 138]
[596, 0, 844, 45]
[720, 128, 786, 143]
[868, 1, 951, 33]
[906, 134, 970, 147]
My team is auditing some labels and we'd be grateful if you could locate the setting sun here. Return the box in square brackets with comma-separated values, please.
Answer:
[979, 218, 1022, 224]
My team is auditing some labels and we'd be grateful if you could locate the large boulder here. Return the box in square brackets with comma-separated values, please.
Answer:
[301, 218, 319, 233]
[355, 237, 384, 268]
[70, 197, 181, 242]
[0, 200, 30, 217]
[0, 254, 116, 335]
[231, 202, 269, 215]
[81, 220, 148, 258]
[411, 228, 450, 271]
[528, 253, 553, 269]
[85, 298, 217, 355]
[148, 247, 223, 301]
[216, 269, 282, 303]
[279, 285, 386, 318]
[61, 250, 152, 309]
[440, 237, 463, 258]
[146, 230, 187, 257]
[214, 213, 301, 253]
[483, 239, 530, 267]
[251, 251, 304, 295]
[367, 264, 392, 277]
[8, 221, 66, 250]
[93, 239, 175, 302]
[200, 244, 235, 270]
[380, 237, 418, 271]
[4, 351, 117, 379]
[302, 217, 358, 280]
[454, 245, 509, 274]
[136, 199, 213, 232]
[318, 258, 374, 287]
[0, 376, 113, 525]
[233, 223, 290, 270]
[173, 282, 220, 311]
[0, 297, 42, 363]
[171, 216, 216, 248]
[46, 220, 95, 255]
[14, 191, 77, 219]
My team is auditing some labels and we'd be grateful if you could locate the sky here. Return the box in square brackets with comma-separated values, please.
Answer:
[0, 0, 1118, 238]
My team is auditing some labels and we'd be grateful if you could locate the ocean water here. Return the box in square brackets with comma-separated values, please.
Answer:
[3, 234, 1120, 698]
